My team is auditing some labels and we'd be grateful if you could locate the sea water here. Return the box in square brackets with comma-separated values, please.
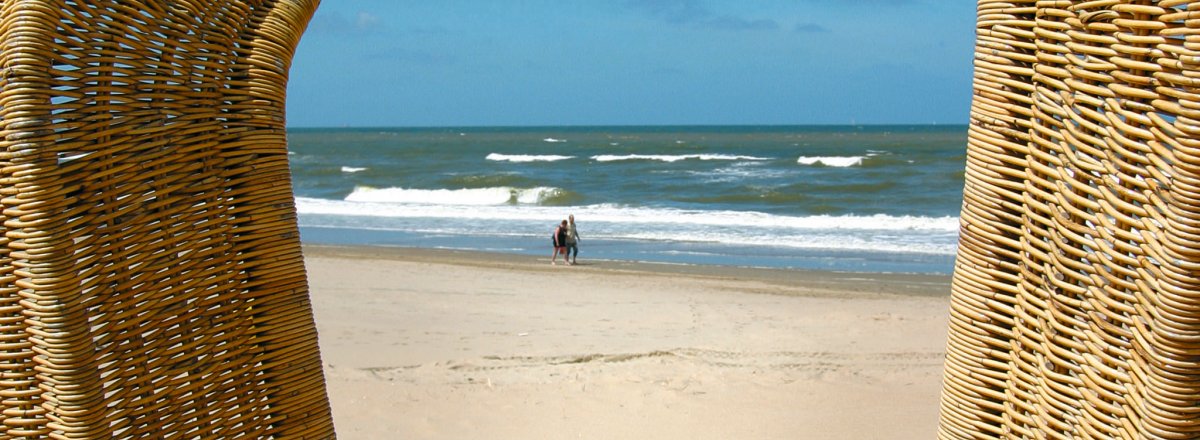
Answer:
[288, 125, 966, 274]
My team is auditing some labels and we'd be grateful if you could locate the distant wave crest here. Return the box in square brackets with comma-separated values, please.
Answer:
[344, 186, 564, 206]
[796, 156, 864, 167]
[341, 166, 367, 173]
[593, 154, 770, 163]
[486, 153, 574, 163]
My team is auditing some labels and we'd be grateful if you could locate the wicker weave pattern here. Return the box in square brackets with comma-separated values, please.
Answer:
[941, 1, 1200, 438]
[0, 1, 333, 438]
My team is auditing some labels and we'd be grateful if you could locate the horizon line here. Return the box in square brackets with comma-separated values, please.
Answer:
[286, 122, 970, 130]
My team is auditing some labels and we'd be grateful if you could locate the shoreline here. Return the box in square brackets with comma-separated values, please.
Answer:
[301, 244, 953, 298]
[297, 220, 959, 276]
[303, 243, 952, 439]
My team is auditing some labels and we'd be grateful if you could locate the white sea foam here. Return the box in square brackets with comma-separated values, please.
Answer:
[543, 137, 567, 143]
[297, 196, 961, 255]
[796, 156, 865, 167]
[617, 230, 953, 254]
[344, 186, 560, 206]
[341, 166, 367, 173]
[592, 154, 771, 163]
[486, 153, 574, 163]
[299, 197, 957, 233]
[696, 163, 786, 182]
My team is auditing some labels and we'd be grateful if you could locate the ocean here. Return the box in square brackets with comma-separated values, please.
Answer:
[288, 125, 966, 274]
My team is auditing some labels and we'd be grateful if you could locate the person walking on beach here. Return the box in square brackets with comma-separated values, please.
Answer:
[565, 214, 580, 265]
[551, 219, 568, 265]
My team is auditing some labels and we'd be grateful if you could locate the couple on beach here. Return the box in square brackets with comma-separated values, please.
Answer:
[551, 214, 580, 265]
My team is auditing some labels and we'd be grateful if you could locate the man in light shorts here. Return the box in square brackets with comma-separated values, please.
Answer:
[565, 214, 580, 265]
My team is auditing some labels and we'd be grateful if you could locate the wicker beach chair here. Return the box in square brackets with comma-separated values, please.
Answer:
[0, 1, 333, 438]
[940, 1, 1200, 438]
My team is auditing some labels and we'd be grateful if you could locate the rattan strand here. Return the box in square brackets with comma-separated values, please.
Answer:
[0, 1, 333, 438]
[940, 1, 1200, 438]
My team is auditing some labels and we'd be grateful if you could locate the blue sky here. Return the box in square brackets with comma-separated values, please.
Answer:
[286, 1, 975, 127]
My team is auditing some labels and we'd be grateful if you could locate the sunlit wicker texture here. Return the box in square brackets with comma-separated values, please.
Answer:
[0, 1, 332, 439]
[940, 1, 1200, 439]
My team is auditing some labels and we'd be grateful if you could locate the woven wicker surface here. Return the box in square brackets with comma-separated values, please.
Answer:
[940, 1, 1200, 438]
[0, 1, 333, 438]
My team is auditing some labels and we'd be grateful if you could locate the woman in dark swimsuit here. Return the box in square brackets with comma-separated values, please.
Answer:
[551, 219, 568, 265]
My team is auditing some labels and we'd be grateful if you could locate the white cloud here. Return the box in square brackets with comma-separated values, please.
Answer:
[307, 10, 385, 36]
[355, 12, 381, 31]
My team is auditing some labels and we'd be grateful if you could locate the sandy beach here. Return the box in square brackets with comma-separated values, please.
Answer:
[304, 245, 952, 439]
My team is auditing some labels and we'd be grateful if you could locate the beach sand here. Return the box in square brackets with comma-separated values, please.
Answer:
[304, 245, 952, 439]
